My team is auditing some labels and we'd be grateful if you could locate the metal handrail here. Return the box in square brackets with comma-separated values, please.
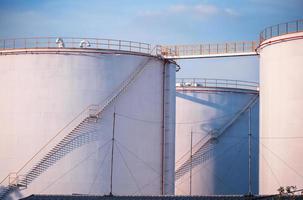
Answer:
[0, 37, 162, 56]
[161, 41, 257, 57]
[259, 19, 303, 43]
[0, 104, 96, 186]
[176, 78, 259, 91]
[175, 94, 259, 180]
[0, 54, 153, 193]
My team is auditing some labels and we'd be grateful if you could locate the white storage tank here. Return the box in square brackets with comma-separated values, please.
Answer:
[175, 78, 259, 195]
[0, 37, 176, 199]
[258, 19, 303, 194]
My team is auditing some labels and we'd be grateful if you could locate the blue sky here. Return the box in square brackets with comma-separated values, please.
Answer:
[0, 0, 302, 81]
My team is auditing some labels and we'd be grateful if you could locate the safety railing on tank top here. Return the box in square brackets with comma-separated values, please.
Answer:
[259, 19, 303, 43]
[160, 41, 257, 57]
[176, 78, 259, 91]
[0, 37, 163, 56]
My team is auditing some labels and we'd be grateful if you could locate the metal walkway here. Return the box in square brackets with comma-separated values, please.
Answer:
[0, 38, 258, 59]
[160, 41, 258, 59]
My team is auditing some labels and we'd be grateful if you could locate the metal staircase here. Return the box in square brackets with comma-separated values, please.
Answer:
[0, 186, 17, 200]
[175, 94, 259, 180]
[0, 56, 154, 200]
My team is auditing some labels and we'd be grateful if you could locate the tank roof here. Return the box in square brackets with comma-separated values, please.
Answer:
[0, 37, 162, 57]
[259, 19, 303, 44]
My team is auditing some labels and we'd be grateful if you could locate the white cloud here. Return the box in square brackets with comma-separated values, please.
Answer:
[137, 10, 162, 17]
[168, 4, 219, 16]
[224, 8, 239, 16]
[168, 5, 188, 13]
[193, 4, 219, 16]
[138, 4, 237, 19]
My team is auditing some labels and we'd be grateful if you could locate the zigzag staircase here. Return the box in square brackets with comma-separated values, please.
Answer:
[0, 56, 154, 200]
[175, 94, 259, 181]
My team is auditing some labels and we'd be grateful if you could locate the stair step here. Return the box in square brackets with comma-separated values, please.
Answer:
[6, 58, 152, 197]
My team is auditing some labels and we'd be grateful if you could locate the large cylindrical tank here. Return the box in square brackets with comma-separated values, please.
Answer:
[0, 38, 176, 199]
[258, 20, 303, 194]
[175, 78, 259, 195]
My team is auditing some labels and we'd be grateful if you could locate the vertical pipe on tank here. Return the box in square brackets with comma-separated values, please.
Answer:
[248, 107, 252, 195]
[161, 62, 165, 195]
[190, 128, 193, 196]
[162, 61, 176, 195]
[109, 110, 116, 196]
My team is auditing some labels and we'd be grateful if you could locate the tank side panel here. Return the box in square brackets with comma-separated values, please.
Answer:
[0, 53, 139, 183]
[163, 62, 176, 195]
[0, 53, 173, 197]
[259, 33, 303, 194]
[175, 90, 259, 195]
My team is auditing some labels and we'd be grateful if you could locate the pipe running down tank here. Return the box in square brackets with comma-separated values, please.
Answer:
[175, 78, 259, 195]
[0, 37, 177, 199]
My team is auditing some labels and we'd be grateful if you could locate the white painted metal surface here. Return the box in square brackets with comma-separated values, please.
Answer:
[175, 81, 259, 195]
[0, 46, 176, 199]
[258, 31, 303, 194]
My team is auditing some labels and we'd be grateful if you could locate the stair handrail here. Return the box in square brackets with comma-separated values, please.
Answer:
[95, 58, 154, 117]
[175, 133, 213, 168]
[21, 56, 154, 183]
[214, 94, 259, 139]
[0, 54, 155, 189]
[175, 94, 259, 179]
[0, 175, 9, 186]
[0, 104, 96, 186]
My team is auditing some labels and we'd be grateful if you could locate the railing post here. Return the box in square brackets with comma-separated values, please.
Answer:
[3, 39, 5, 49]
[296, 20, 299, 32]
[129, 41, 131, 51]
[243, 42, 245, 52]
[286, 23, 289, 34]
[225, 43, 228, 53]
[216, 43, 219, 54]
